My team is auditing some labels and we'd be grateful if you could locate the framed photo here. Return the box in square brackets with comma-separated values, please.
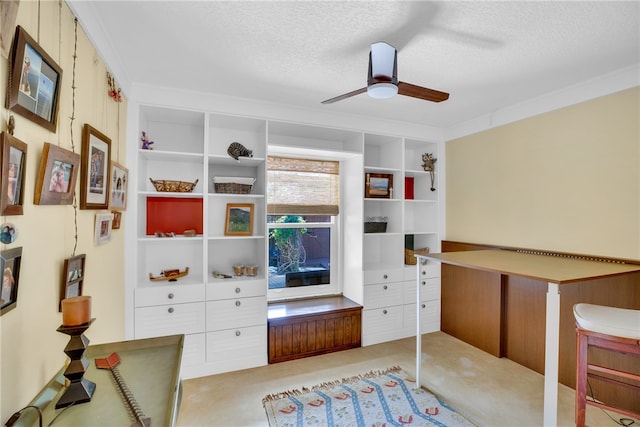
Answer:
[60, 254, 85, 311]
[224, 203, 254, 236]
[81, 124, 111, 209]
[111, 210, 122, 230]
[94, 213, 114, 245]
[6, 26, 62, 132]
[34, 143, 80, 205]
[0, 132, 27, 215]
[365, 173, 394, 199]
[1, 247, 22, 316]
[109, 161, 128, 210]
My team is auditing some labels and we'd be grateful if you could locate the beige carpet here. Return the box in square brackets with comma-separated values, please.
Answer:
[177, 332, 638, 427]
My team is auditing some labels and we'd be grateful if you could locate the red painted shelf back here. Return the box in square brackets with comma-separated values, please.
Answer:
[146, 197, 203, 235]
[404, 177, 414, 200]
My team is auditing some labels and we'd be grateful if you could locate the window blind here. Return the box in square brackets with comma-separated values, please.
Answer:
[267, 156, 340, 215]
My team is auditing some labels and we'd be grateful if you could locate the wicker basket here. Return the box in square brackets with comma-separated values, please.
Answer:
[213, 177, 255, 194]
[364, 222, 387, 233]
[404, 247, 430, 265]
[149, 178, 199, 193]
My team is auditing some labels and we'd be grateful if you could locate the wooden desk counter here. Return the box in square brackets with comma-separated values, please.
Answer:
[425, 249, 640, 284]
[420, 249, 640, 426]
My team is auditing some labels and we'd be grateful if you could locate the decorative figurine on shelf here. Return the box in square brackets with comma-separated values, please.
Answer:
[227, 142, 253, 161]
[421, 153, 437, 192]
[141, 131, 154, 150]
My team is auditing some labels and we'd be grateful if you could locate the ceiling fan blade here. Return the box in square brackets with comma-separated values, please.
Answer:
[321, 87, 367, 104]
[397, 82, 449, 102]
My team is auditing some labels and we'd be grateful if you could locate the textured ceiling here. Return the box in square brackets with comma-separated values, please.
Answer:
[70, 1, 640, 128]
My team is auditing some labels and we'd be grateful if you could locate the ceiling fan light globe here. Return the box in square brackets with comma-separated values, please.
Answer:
[367, 83, 398, 99]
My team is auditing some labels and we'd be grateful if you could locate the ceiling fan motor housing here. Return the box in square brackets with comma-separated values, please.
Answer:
[367, 42, 399, 98]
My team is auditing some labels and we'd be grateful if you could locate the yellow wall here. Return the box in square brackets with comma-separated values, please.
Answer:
[446, 87, 640, 259]
[0, 2, 126, 420]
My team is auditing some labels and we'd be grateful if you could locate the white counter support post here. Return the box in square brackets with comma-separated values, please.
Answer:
[543, 282, 560, 426]
[415, 255, 425, 388]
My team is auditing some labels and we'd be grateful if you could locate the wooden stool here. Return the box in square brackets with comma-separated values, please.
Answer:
[574, 303, 640, 426]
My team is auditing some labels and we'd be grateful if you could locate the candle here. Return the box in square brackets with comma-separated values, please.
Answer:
[61, 296, 92, 326]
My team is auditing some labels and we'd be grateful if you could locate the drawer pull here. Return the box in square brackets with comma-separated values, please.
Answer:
[421, 281, 426, 286]
[235, 300, 241, 307]
[168, 307, 174, 314]
[382, 309, 388, 315]
[383, 274, 388, 279]
[422, 271, 426, 275]
[383, 285, 388, 290]
[168, 293, 175, 299]
[235, 330, 241, 337]
[235, 287, 241, 294]
[421, 304, 426, 309]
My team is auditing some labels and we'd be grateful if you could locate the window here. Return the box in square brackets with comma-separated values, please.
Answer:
[267, 156, 340, 299]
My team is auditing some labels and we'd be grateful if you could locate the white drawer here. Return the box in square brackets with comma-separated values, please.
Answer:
[135, 284, 205, 307]
[206, 325, 266, 365]
[363, 268, 404, 285]
[362, 306, 403, 334]
[135, 302, 205, 338]
[182, 333, 206, 367]
[206, 296, 267, 331]
[206, 279, 266, 300]
[363, 281, 403, 309]
[403, 300, 441, 330]
[403, 263, 440, 280]
[403, 278, 441, 304]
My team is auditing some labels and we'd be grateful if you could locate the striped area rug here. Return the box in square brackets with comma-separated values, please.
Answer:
[263, 366, 477, 426]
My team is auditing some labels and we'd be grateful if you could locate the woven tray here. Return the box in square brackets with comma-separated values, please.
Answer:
[214, 182, 253, 194]
[404, 247, 429, 265]
[149, 178, 199, 192]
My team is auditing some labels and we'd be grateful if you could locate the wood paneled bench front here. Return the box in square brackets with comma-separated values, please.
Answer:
[267, 295, 362, 363]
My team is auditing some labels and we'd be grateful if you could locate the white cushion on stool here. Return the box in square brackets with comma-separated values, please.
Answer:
[574, 303, 640, 340]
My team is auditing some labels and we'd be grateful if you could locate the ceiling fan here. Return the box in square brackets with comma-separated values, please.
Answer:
[321, 41, 449, 104]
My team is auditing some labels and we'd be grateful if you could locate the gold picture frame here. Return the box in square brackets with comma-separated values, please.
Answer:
[224, 203, 254, 236]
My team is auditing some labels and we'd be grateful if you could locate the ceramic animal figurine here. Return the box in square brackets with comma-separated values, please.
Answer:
[141, 131, 154, 150]
[227, 142, 253, 161]
[421, 153, 437, 172]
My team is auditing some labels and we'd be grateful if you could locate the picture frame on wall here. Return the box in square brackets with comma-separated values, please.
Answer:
[365, 172, 394, 199]
[0, 132, 27, 215]
[60, 254, 85, 311]
[34, 143, 80, 205]
[6, 26, 62, 132]
[94, 213, 114, 245]
[111, 210, 122, 230]
[224, 203, 254, 236]
[81, 124, 111, 210]
[1, 246, 22, 316]
[109, 161, 128, 210]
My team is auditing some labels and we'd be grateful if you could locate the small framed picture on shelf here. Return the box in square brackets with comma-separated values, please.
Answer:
[6, 26, 62, 132]
[81, 124, 111, 210]
[109, 161, 128, 210]
[365, 173, 394, 199]
[0, 132, 27, 215]
[60, 254, 85, 310]
[34, 143, 80, 206]
[224, 203, 254, 236]
[1, 247, 22, 316]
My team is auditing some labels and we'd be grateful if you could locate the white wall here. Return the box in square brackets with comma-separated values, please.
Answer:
[0, 2, 127, 421]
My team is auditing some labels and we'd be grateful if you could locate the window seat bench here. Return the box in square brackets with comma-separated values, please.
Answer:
[267, 295, 362, 363]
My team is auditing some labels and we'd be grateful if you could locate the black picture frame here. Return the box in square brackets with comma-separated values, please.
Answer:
[1, 246, 22, 316]
[60, 254, 85, 311]
[6, 26, 62, 132]
[0, 131, 27, 215]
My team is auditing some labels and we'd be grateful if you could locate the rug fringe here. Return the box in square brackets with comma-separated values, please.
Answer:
[262, 365, 403, 404]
